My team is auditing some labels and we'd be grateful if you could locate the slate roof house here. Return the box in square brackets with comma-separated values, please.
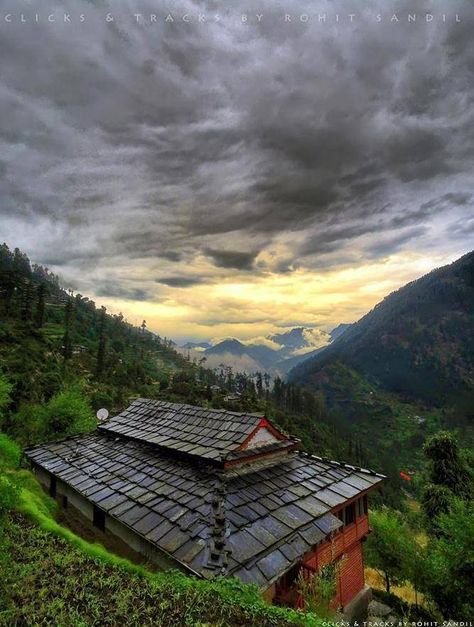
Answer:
[26, 399, 384, 617]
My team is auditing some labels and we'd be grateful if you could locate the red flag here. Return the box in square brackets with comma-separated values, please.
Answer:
[399, 471, 412, 482]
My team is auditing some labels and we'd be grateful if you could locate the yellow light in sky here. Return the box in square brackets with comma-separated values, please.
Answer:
[95, 251, 457, 341]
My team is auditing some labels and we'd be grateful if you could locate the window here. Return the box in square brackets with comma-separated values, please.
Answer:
[281, 563, 300, 590]
[49, 475, 57, 498]
[62, 495, 68, 509]
[356, 496, 368, 518]
[344, 503, 355, 526]
[93, 505, 105, 531]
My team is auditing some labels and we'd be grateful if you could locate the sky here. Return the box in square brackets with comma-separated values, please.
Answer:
[1, 0, 473, 343]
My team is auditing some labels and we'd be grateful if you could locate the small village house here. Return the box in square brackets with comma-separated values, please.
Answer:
[26, 399, 384, 618]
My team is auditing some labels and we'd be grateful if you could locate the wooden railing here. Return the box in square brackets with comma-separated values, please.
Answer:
[304, 514, 369, 570]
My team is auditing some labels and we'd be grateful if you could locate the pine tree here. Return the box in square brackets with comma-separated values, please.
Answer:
[62, 298, 73, 360]
[35, 283, 46, 328]
[423, 431, 472, 499]
[96, 306, 107, 379]
[255, 372, 263, 397]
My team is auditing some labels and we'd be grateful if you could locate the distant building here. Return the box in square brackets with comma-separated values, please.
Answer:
[26, 399, 384, 618]
[223, 393, 241, 402]
[72, 344, 88, 354]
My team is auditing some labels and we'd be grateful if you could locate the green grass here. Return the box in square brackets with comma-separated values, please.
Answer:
[1, 512, 319, 627]
[41, 322, 65, 339]
[0, 463, 321, 627]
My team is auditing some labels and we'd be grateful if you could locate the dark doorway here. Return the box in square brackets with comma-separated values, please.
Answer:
[49, 475, 57, 498]
[93, 505, 105, 531]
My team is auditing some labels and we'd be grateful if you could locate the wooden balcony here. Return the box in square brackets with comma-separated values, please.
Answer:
[304, 514, 369, 570]
[273, 515, 370, 608]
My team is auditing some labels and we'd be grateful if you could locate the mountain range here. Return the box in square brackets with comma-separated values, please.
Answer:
[178, 324, 352, 376]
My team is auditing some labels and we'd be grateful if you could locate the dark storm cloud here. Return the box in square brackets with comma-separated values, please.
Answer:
[157, 276, 205, 288]
[365, 227, 428, 258]
[0, 0, 473, 296]
[204, 248, 258, 271]
[420, 192, 472, 211]
[95, 282, 153, 302]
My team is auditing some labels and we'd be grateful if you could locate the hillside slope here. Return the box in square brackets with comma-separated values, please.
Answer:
[0, 243, 208, 413]
[1, 514, 311, 627]
[291, 251, 474, 409]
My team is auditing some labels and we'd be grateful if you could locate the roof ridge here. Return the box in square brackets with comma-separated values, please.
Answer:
[299, 451, 386, 478]
[202, 471, 230, 576]
[132, 397, 264, 420]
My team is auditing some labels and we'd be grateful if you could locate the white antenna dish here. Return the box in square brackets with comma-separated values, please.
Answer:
[96, 408, 109, 422]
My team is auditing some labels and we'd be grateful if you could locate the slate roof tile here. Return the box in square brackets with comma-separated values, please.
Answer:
[26, 404, 384, 591]
[98, 398, 285, 461]
[256, 550, 291, 581]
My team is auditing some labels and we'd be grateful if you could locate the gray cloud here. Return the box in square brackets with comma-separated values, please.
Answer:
[95, 282, 153, 302]
[365, 227, 428, 258]
[0, 0, 473, 300]
[156, 276, 205, 288]
[204, 248, 258, 271]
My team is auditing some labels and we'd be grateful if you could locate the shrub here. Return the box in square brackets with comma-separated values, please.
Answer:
[9, 386, 96, 446]
[0, 433, 21, 470]
[0, 476, 19, 523]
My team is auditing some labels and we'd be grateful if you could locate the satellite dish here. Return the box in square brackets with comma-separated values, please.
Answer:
[96, 408, 109, 422]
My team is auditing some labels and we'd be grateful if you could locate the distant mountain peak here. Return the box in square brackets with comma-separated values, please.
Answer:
[181, 341, 212, 351]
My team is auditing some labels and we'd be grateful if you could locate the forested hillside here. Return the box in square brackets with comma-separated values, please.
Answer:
[290, 252, 474, 469]
[0, 243, 199, 414]
[292, 251, 474, 410]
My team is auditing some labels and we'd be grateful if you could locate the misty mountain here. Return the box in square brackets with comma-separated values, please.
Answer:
[290, 251, 474, 409]
[181, 341, 212, 351]
[179, 325, 351, 376]
[203, 338, 279, 371]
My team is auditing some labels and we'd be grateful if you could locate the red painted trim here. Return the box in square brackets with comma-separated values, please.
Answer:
[237, 417, 286, 451]
[224, 442, 300, 468]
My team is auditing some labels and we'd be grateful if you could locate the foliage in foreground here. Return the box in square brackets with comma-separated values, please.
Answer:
[365, 431, 474, 621]
[364, 508, 419, 595]
[1, 512, 320, 627]
[5, 385, 96, 447]
[423, 499, 474, 620]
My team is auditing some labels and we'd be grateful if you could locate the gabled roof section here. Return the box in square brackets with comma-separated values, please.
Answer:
[25, 433, 384, 589]
[98, 399, 295, 462]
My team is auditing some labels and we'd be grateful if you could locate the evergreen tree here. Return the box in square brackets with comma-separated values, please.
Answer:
[20, 280, 33, 322]
[62, 298, 73, 360]
[365, 508, 417, 594]
[35, 283, 46, 328]
[421, 484, 453, 536]
[255, 372, 263, 397]
[423, 431, 472, 499]
[96, 307, 107, 380]
[423, 499, 474, 619]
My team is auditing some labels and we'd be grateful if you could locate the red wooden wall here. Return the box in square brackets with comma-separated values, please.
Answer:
[335, 541, 364, 607]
